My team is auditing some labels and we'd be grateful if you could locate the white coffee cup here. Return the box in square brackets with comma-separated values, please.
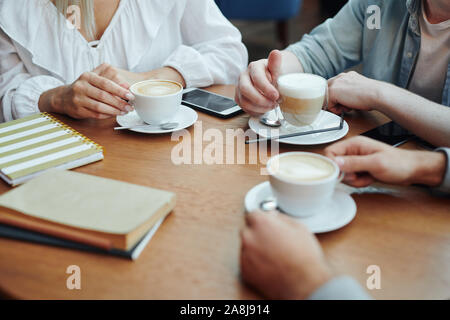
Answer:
[267, 152, 341, 218]
[130, 79, 183, 125]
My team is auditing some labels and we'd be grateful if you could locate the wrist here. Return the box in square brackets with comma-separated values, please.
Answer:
[38, 86, 64, 114]
[369, 80, 390, 112]
[411, 151, 446, 187]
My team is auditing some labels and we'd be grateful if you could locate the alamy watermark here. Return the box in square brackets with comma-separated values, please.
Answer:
[367, 5, 381, 30]
[170, 122, 279, 175]
[65, 5, 81, 30]
[66, 265, 81, 290]
[366, 265, 381, 290]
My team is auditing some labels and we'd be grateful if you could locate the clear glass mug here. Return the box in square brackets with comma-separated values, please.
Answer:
[276, 73, 328, 132]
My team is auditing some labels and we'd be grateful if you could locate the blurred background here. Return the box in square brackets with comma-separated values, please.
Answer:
[215, 0, 347, 61]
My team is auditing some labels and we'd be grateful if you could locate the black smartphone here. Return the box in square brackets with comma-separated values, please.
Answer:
[361, 121, 415, 147]
[182, 88, 243, 118]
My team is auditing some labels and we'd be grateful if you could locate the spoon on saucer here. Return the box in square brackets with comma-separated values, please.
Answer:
[114, 122, 179, 131]
[260, 197, 279, 212]
[260, 109, 282, 127]
[260, 116, 281, 127]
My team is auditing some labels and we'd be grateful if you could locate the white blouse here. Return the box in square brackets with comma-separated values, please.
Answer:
[0, 0, 248, 122]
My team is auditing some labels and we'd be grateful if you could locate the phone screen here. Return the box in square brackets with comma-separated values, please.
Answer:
[182, 89, 238, 113]
[361, 122, 415, 147]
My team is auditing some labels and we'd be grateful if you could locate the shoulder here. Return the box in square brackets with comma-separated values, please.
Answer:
[0, 0, 55, 48]
[346, 0, 409, 18]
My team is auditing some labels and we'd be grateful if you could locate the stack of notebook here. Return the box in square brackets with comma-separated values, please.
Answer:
[0, 170, 176, 259]
[0, 113, 103, 186]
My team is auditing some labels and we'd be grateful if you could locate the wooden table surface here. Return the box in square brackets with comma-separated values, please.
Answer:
[0, 85, 449, 300]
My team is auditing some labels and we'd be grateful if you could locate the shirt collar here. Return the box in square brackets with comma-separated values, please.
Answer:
[407, 0, 422, 36]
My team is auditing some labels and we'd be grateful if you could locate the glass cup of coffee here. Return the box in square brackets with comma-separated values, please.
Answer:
[130, 79, 183, 125]
[277, 73, 328, 131]
[267, 152, 341, 218]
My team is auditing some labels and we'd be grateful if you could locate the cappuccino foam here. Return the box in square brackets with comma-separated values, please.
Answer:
[271, 155, 335, 182]
[135, 81, 181, 96]
[278, 73, 326, 99]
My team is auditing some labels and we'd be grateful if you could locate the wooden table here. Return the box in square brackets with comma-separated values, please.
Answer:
[0, 85, 449, 300]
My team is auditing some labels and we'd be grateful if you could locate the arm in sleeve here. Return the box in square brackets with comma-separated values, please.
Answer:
[286, 0, 367, 79]
[163, 0, 248, 88]
[307, 276, 373, 300]
[0, 28, 63, 122]
[434, 148, 450, 194]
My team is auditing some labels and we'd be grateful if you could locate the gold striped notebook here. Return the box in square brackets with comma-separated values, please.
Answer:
[0, 113, 103, 186]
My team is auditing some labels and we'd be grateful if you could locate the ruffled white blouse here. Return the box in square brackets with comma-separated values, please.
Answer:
[0, 0, 248, 122]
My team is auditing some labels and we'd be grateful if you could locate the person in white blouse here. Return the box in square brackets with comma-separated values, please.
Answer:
[0, 0, 248, 122]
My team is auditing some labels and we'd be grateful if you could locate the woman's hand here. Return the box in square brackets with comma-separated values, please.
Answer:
[324, 136, 447, 188]
[327, 71, 384, 114]
[94, 63, 186, 88]
[39, 71, 135, 119]
[240, 210, 331, 300]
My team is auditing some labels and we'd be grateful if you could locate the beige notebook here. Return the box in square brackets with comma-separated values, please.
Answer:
[0, 169, 176, 250]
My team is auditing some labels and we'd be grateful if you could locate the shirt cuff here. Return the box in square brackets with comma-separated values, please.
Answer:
[307, 276, 372, 300]
[434, 148, 450, 193]
[12, 75, 64, 119]
[163, 45, 213, 89]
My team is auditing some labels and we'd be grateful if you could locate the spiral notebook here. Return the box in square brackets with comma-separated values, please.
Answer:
[0, 113, 103, 186]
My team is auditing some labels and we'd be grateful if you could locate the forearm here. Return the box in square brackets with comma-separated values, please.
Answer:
[141, 67, 186, 88]
[38, 86, 67, 114]
[373, 82, 450, 147]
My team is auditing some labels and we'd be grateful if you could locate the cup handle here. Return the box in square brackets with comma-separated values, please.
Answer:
[322, 83, 329, 111]
[336, 171, 345, 185]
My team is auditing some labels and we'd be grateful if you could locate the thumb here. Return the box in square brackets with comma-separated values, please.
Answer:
[334, 155, 376, 174]
[267, 50, 282, 84]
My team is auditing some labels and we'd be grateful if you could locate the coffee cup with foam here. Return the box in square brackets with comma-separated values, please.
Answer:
[267, 152, 341, 217]
[277, 73, 328, 129]
[130, 80, 183, 125]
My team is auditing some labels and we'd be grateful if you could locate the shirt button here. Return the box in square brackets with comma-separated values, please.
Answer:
[406, 52, 413, 58]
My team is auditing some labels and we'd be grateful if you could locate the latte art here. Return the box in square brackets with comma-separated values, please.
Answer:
[135, 81, 181, 97]
[271, 154, 335, 182]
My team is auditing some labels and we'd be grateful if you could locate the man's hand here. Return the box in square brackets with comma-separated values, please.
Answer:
[235, 50, 282, 116]
[240, 211, 331, 300]
[327, 71, 383, 114]
[325, 136, 447, 188]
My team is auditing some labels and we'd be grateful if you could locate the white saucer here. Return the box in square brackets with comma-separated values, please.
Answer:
[248, 110, 349, 145]
[116, 105, 198, 134]
[244, 181, 357, 233]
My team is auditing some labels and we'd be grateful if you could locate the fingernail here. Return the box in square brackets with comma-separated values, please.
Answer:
[126, 93, 135, 101]
[335, 156, 345, 167]
[120, 111, 127, 116]
[345, 173, 356, 182]
[125, 105, 134, 112]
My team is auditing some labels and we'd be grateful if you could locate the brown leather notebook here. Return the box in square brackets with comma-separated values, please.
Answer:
[0, 169, 176, 250]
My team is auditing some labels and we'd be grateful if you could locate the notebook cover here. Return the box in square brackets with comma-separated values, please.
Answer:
[0, 113, 103, 185]
[0, 169, 176, 250]
[0, 217, 165, 260]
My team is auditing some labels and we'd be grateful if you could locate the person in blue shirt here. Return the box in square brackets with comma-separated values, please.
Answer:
[240, 136, 450, 300]
[236, 0, 450, 147]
